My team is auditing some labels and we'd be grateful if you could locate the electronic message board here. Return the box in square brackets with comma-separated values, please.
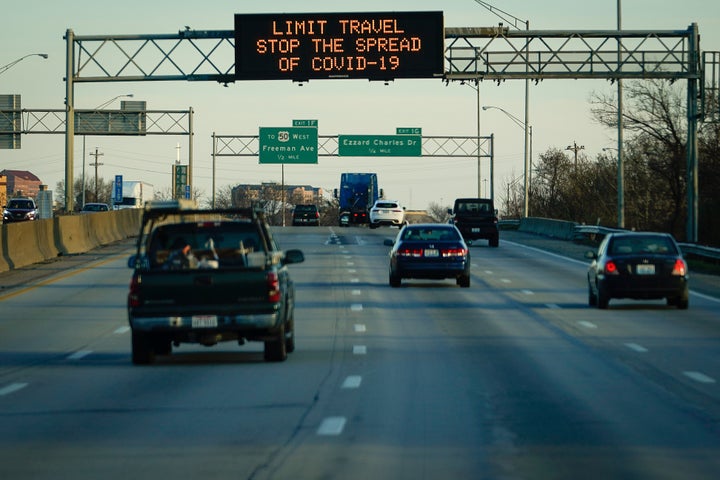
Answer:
[234, 11, 444, 81]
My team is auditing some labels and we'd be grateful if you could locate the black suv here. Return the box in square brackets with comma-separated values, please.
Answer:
[291, 204, 320, 226]
[3, 197, 38, 223]
[448, 198, 499, 247]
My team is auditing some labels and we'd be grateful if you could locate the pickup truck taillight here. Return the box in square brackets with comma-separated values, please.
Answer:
[128, 275, 141, 307]
[267, 272, 281, 302]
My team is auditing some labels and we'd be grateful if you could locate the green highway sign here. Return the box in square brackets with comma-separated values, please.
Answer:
[338, 135, 422, 157]
[396, 127, 422, 135]
[259, 127, 318, 164]
[293, 119, 318, 127]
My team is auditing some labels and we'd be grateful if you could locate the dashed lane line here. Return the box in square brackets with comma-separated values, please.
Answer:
[0, 383, 28, 396]
[317, 417, 347, 436]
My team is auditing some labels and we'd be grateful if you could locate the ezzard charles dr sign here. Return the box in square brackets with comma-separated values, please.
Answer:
[234, 11, 444, 81]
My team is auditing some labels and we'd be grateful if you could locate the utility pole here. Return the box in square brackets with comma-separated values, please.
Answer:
[566, 141, 585, 170]
[89, 147, 104, 203]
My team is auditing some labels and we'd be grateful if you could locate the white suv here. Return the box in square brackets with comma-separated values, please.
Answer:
[369, 200, 406, 228]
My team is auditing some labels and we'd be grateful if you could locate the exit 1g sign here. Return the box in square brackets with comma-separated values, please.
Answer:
[259, 126, 318, 163]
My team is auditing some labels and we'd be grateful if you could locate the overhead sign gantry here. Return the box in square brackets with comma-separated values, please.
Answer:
[13, 12, 711, 240]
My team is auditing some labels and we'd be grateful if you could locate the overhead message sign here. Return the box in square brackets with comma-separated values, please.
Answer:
[338, 134, 422, 157]
[259, 127, 318, 164]
[234, 11, 444, 81]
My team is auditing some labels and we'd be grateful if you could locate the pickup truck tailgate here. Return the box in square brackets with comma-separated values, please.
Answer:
[131, 268, 278, 315]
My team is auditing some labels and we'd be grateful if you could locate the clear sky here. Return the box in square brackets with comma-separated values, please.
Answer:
[2, 0, 718, 209]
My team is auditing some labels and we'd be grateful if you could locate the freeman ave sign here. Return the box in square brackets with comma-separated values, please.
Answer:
[258, 126, 318, 163]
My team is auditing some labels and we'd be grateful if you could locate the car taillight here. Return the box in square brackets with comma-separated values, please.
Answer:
[267, 272, 281, 302]
[442, 248, 467, 257]
[672, 259, 687, 276]
[398, 248, 423, 257]
[128, 275, 141, 307]
[604, 261, 619, 275]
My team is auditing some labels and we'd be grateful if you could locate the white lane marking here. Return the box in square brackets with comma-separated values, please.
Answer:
[501, 279, 511, 283]
[354, 324, 366, 333]
[683, 371, 716, 384]
[501, 240, 588, 266]
[346, 262, 355, 266]
[342, 376, 362, 389]
[0, 383, 28, 396]
[351, 289, 362, 296]
[625, 343, 648, 353]
[484, 270, 493, 275]
[546, 304, 561, 309]
[317, 417, 347, 436]
[522, 290, 534, 295]
[350, 304, 363, 312]
[353, 345, 367, 355]
[114, 326, 130, 334]
[348, 269, 357, 273]
[67, 350, 93, 361]
[578, 321, 598, 329]
[351, 278, 360, 283]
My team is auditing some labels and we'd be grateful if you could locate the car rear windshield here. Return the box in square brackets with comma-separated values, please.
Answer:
[375, 202, 399, 209]
[8, 200, 34, 209]
[455, 201, 492, 213]
[294, 205, 317, 212]
[609, 236, 677, 255]
[402, 227, 461, 241]
[147, 222, 265, 269]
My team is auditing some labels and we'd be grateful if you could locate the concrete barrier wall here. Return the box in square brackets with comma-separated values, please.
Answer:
[518, 217, 578, 241]
[1, 209, 141, 273]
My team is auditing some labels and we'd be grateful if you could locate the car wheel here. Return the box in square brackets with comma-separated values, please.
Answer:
[457, 273, 471, 288]
[369, 223, 378, 229]
[285, 312, 296, 353]
[264, 321, 288, 362]
[489, 237, 499, 248]
[597, 284, 610, 309]
[588, 281, 597, 306]
[131, 330, 155, 365]
[671, 288, 689, 310]
[389, 271, 401, 288]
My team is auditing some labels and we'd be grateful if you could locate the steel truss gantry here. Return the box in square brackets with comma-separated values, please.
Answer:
[54, 25, 715, 239]
[210, 134, 494, 208]
[1, 108, 192, 135]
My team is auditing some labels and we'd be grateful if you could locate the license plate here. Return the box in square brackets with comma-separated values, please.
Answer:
[636, 264, 655, 275]
[424, 249, 439, 257]
[471, 228, 480, 233]
[192, 315, 218, 328]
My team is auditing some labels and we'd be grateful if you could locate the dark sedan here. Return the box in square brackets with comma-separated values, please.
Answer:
[3, 198, 38, 223]
[384, 223, 471, 288]
[586, 231, 689, 309]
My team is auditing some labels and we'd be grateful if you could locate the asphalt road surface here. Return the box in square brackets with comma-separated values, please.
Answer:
[1, 227, 719, 480]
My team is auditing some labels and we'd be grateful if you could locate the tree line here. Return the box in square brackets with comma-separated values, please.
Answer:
[498, 80, 719, 246]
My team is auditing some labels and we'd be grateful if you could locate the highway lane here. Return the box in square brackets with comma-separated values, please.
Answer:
[0, 227, 719, 479]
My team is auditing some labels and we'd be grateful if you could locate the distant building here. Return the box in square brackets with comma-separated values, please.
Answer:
[0, 169, 42, 199]
[231, 183, 323, 207]
[0, 174, 7, 207]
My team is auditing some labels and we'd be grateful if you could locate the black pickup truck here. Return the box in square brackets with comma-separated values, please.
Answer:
[126, 201, 304, 364]
[448, 198, 500, 247]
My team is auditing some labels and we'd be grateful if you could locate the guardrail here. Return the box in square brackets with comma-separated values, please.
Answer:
[503, 217, 720, 265]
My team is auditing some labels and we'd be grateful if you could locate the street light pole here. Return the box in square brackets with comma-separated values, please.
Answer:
[462, 81, 483, 198]
[0, 53, 48, 76]
[482, 105, 532, 216]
